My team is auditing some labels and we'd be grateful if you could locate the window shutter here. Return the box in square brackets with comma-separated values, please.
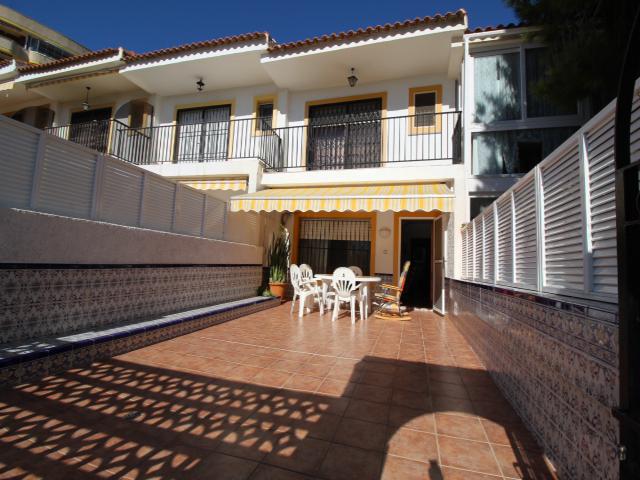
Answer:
[473, 217, 483, 281]
[586, 116, 617, 296]
[483, 208, 495, 282]
[541, 144, 584, 292]
[496, 195, 514, 284]
[461, 225, 469, 279]
[513, 176, 537, 289]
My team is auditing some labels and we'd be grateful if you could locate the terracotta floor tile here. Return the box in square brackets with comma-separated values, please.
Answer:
[0, 304, 553, 480]
[316, 378, 356, 398]
[391, 389, 431, 410]
[481, 419, 542, 452]
[270, 360, 305, 373]
[344, 399, 390, 424]
[388, 405, 436, 433]
[252, 369, 293, 388]
[380, 455, 432, 480]
[352, 383, 393, 404]
[318, 443, 384, 480]
[284, 374, 324, 393]
[262, 436, 330, 475]
[386, 427, 438, 463]
[440, 466, 501, 479]
[436, 413, 486, 441]
[438, 435, 501, 476]
[333, 417, 388, 451]
[248, 464, 315, 480]
[492, 444, 556, 479]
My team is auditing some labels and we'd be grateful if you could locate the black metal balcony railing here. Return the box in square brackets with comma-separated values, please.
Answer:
[45, 111, 461, 171]
[45, 119, 127, 154]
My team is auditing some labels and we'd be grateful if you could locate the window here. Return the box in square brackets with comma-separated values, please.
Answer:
[26, 37, 71, 60]
[257, 102, 273, 130]
[474, 52, 521, 123]
[253, 96, 276, 134]
[470, 197, 498, 219]
[297, 218, 371, 275]
[525, 48, 577, 118]
[472, 127, 577, 175]
[408, 85, 442, 134]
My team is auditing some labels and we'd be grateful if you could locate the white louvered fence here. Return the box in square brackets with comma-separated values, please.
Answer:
[461, 91, 640, 303]
[0, 115, 226, 240]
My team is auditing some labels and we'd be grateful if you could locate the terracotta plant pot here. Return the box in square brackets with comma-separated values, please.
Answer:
[268, 282, 287, 300]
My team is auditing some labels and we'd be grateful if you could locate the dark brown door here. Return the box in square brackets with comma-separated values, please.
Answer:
[400, 219, 432, 308]
[307, 98, 382, 170]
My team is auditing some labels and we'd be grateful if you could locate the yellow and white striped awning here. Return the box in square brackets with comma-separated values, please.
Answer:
[229, 183, 453, 213]
[181, 179, 247, 191]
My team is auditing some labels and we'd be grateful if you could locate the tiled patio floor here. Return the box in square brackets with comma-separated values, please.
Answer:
[0, 303, 556, 479]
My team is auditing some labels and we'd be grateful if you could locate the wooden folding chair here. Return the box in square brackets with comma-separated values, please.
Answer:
[374, 261, 412, 320]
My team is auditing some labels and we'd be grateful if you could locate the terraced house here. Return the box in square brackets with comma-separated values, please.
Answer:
[1, 5, 637, 480]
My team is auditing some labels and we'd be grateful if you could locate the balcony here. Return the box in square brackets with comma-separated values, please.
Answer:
[45, 111, 462, 171]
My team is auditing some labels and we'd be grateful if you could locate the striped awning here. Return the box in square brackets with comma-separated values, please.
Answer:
[229, 183, 454, 212]
[181, 179, 247, 191]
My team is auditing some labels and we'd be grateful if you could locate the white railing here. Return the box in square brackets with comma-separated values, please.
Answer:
[0, 115, 226, 240]
[461, 89, 640, 304]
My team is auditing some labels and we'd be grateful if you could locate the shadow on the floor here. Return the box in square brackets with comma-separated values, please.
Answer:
[0, 355, 554, 479]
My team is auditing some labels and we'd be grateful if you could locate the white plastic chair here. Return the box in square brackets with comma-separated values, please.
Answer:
[299, 264, 314, 284]
[331, 267, 364, 324]
[348, 266, 363, 276]
[290, 264, 323, 317]
[348, 266, 368, 318]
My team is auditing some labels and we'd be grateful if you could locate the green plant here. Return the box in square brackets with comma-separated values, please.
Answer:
[267, 225, 290, 284]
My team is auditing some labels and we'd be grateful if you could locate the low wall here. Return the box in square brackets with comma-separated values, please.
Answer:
[0, 208, 266, 345]
[447, 278, 618, 480]
[0, 208, 263, 265]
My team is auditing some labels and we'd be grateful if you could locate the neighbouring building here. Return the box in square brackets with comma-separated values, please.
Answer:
[0, 9, 586, 313]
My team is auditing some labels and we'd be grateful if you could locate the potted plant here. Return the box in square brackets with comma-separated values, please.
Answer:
[267, 225, 290, 300]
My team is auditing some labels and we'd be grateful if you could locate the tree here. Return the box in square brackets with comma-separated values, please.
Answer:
[505, 0, 639, 113]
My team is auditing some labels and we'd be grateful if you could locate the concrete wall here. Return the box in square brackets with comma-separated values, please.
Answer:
[447, 279, 618, 480]
[0, 208, 262, 265]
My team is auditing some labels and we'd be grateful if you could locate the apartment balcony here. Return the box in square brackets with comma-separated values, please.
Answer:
[45, 112, 462, 172]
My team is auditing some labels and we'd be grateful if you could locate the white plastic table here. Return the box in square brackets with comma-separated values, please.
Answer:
[314, 273, 381, 317]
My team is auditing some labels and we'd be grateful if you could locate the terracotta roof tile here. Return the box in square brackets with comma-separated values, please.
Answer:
[268, 9, 467, 53]
[17, 48, 128, 74]
[125, 32, 270, 64]
[465, 22, 527, 34]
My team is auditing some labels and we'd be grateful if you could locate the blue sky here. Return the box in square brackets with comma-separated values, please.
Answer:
[4, 0, 518, 53]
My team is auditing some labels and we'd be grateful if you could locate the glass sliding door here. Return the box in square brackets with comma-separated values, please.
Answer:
[307, 98, 382, 170]
[175, 105, 231, 162]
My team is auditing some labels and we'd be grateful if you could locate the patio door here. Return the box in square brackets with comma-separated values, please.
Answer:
[307, 98, 382, 170]
[175, 105, 231, 162]
[432, 216, 445, 315]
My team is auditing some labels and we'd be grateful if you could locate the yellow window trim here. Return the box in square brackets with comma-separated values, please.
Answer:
[252, 94, 278, 136]
[408, 85, 442, 135]
[292, 211, 377, 275]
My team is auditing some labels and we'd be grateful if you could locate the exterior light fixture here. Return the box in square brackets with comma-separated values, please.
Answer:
[82, 86, 91, 111]
[196, 78, 205, 91]
[347, 68, 358, 88]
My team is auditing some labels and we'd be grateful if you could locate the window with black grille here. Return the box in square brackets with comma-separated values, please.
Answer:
[414, 92, 436, 128]
[257, 102, 274, 131]
[297, 218, 371, 275]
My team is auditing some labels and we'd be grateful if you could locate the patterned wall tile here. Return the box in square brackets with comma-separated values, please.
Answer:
[447, 279, 619, 480]
[0, 265, 263, 345]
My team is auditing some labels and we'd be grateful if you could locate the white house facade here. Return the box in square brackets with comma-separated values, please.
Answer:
[0, 9, 584, 312]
